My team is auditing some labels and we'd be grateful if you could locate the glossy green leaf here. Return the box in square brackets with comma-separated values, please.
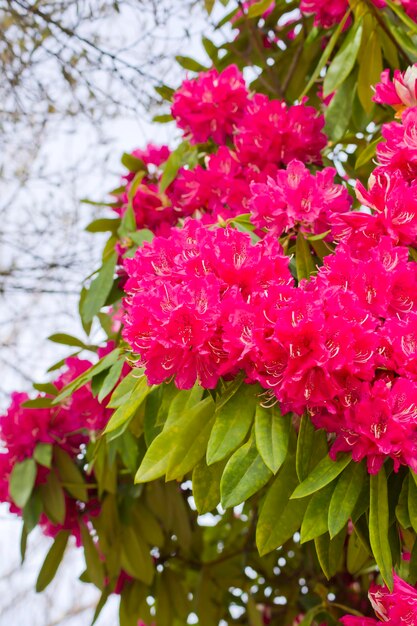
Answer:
[97, 358, 124, 403]
[192, 457, 224, 514]
[10, 458, 37, 508]
[136, 396, 215, 483]
[314, 527, 346, 579]
[292, 453, 351, 499]
[220, 434, 272, 509]
[104, 376, 152, 435]
[175, 56, 208, 72]
[54, 448, 88, 502]
[328, 461, 365, 538]
[357, 30, 382, 113]
[369, 467, 393, 588]
[247, 0, 275, 17]
[355, 136, 380, 169]
[323, 19, 363, 97]
[81, 252, 117, 324]
[347, 527, 371, 575]
[39, 470, 66, 525]
[34, 443, 53, 468]
[23, 490, 43, 533]
[48, 333, 90, 349]
[121, 152, 146, 172]
[255, 404, 291, 474]
[300, 482, 335, 544]
[301, 10, 351, 97]
[296, 231, 316, 281]
[80, 523, 105, 588]
[206, 382, 257, 465]
[396, 474, 411, 529]
[120, 524, 154, 585]
[36, 531, 70, 592]
[296, 415, 327, 482]
[325, 73, 356, 141]
[256, 453, 308, 556]
[408, 472, 417, 533]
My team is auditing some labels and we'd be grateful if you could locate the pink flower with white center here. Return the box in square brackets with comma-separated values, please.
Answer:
[249, 159, 351, 235]
[356, 169, 417, 245]
[377, 108, 417, 182]
[171, 65, 249, 145]
[341, 572, 417, 625]
[374, 66, 417, 112]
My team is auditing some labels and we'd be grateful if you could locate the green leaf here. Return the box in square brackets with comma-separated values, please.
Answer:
[48, 333, 90, 349]
[247, 0, 274, 17]
[54, 448, 88, 502]
[97, 358, 124, 403]
[34, 443, 53, 468]
[369, 467, 393, 588]
[256, 452, 308, 556]
[192, 457, 224, 514]
[254, 404, 291, 474]
[152, 113, 174, 124]
[301, 10, 351, 97]
[324, 73, 356, 142]
[160, 142, 197, 192]
[314, 528, 346, 579]
[54, 348, 121, 404]
[80, 523, 105, 588]
[39, 470, 66, 524]
[22, 398, 54, 408]
[136, 397, 215, 483]
[10, 459, 37, 508]
[291, 454, 351, 499]
[355, 136, 380, 169]
[104, 376, 152, 435]
[120, 524, 154, 585]
[129, 229, 154, 247]
[175, 56, 208, 72]
[328, 461, 365, 538]
[81, 253, 117, 324]
[85, 218, 120, 233]
[323, 19, 363, 97]
[396, 474, 411, 529]
[107, 369, 141, 408]
[300, 482, 335, 544]
[385, 0, 417, 34]
[220, 434, 272, 509]
[121, 152, 146, 172]
[347, 527, 371, 575]
[296, 232, 316, 281]
[23, 490, 43, 532]
[357, 30, 382, 113]
[408, 472, 417, 533]
[206, 382, 258, 465]
[296, 415, 327, 482]
[36, 531, 70, 592]
[204, 0, 215, 14]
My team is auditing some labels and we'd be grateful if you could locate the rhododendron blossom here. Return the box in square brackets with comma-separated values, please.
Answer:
[301, 0, 414, 28]
[249, 159, 351, 234]
[171, 65, 249, 144]
[341, 573, 417, 625]
[374, 65, 417, 112]
[376, 107, 417, 182]
[233, 95, 326, 168]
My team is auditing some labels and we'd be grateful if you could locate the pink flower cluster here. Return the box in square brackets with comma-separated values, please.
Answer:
[123, 212, 417, 474]
[300, 0, 414, 29]
[341, 572, 417, 625]
[0, 357, 111, 529]
[171, 65, 249, 144]
[122, 219, 293, 389]
[249, 159, 352, 235]
[376, 107, 417, 183]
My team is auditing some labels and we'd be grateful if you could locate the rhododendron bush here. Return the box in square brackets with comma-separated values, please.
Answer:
[3, 0, 417, 624]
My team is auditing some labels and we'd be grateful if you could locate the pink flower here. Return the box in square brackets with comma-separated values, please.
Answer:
[249, 159, 351, 234]
[355, 169, 417, 245]
[122, 220, 293, 389]
[376, 108, 417, 182]
[300, 0, 350, 28]
[374, 65, 417, 111]
[341, 572, 417, 624]
[171, 65, 249, 144]
[233, 95, 327, 168]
